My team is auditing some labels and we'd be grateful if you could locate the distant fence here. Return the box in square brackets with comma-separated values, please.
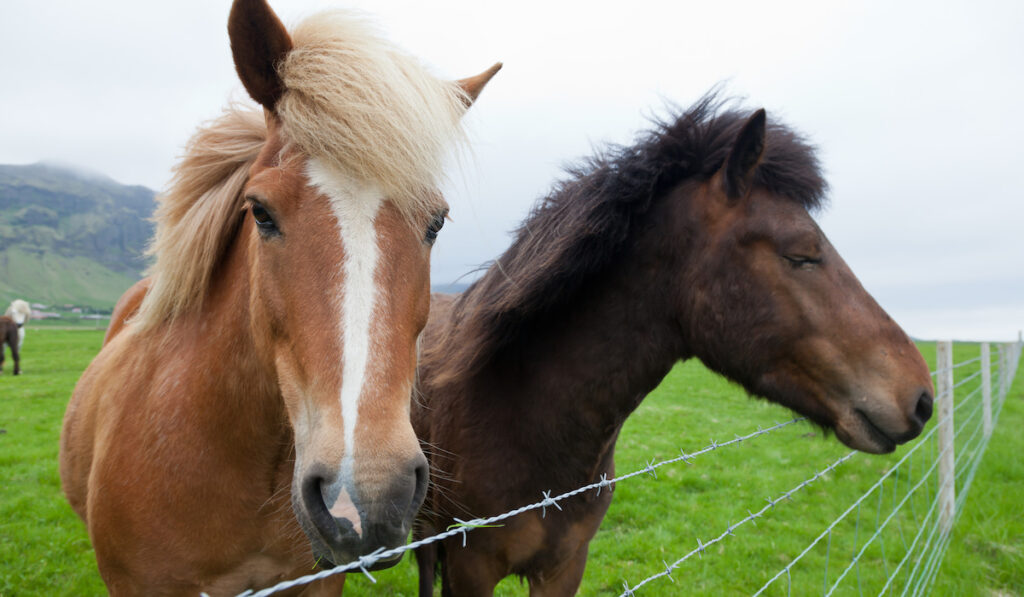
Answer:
[236, 340, 1022, 597]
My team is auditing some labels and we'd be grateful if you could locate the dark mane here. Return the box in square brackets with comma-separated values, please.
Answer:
[424, 91, 828, 385]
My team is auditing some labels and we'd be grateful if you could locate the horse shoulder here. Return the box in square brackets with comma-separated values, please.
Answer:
[61, 328, 164, 522]
[60, 331, 127, 520]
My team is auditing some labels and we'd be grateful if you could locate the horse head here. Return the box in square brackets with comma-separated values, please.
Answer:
[5, 299, 30, 327]
[678, 109, 933, 454]
[227, 0, 498, 567]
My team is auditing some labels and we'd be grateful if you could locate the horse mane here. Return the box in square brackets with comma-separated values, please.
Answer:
[134, 105, 265, 331]
[134, 10, 469, 330]
[423, 91, 828, 386]
[277, 10, 468, 218]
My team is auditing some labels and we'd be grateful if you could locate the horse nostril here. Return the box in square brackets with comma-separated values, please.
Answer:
[914, 390, 933, 424]
[301, 474, 335, 533]
[411, 456, 429, 510]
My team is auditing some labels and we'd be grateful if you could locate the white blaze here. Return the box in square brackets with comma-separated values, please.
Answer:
[307, 160, 383, 487]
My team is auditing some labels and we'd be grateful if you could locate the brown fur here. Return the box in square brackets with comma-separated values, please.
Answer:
[0, 316, 19, 375]
[59, 1, 497, 594]
[412, 96, 934, 595]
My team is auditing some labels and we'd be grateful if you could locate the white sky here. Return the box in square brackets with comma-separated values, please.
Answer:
[2, 0, 1022, 342]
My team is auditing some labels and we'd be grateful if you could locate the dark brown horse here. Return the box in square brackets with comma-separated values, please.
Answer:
[0, 316, 19, 375]
[412, 94, 934, 596]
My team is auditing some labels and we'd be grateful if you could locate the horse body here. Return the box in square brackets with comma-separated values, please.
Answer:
[0, 316, 19, 375]
[413, 96, 933, 596]
[59, 1, 497, 594]
[5, 299, 30, 352]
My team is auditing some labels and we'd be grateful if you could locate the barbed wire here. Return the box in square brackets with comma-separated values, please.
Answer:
[232, 342, 1021, 597]
[626, 340, 1017, 596]
[235, 417, 807, 596]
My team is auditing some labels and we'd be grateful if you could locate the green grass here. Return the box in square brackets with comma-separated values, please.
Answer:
[1, 333, 1020, 596]
[0, 329, 106, 596]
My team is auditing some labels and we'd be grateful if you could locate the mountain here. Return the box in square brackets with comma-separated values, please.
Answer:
[0, 163, 155, 309]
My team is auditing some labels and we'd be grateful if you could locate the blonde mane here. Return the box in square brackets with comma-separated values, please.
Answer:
[134, 10, 468, 330]
[134, 106, 265, 330]
[278, 10, 468, 217]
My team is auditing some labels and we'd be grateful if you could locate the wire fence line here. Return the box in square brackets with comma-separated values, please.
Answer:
[703, 340, 1018, 597]
[235, 418, 808, 596]
[619, 450, 859, 597]
[235, 340, 1021, 597]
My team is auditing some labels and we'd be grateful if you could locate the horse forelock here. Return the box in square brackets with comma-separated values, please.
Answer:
[276, 10, 467, 222]
[423, 90, 829, 386]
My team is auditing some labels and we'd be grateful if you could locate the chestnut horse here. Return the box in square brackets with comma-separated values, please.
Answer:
[59, 0, 498, 594]
[412, 94, 934, 596]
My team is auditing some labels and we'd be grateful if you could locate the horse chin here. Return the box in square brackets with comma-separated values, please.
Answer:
[833, 411, 897, 455]
[365, 552, 404, 571]
[298, 513, 408, 571]
[309, 545, 404, 572]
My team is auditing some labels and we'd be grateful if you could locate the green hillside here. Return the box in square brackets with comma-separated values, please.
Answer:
[0, 163, 155, 309]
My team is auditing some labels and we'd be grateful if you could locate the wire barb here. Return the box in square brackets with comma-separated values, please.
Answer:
[540, 490, 562, 518]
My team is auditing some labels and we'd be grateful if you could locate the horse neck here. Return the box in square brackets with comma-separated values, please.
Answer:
[167, 219, 284, 436]
[459, 236, 688, 486]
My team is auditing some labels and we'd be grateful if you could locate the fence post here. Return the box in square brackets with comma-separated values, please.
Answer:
[981, 343, 992, 438]
[1012, 341, 1021, 387]
[936, 340, 956, 536]
[1016, 340, 1022, 382]
[995, 345, 1004, 401]
[1001, 344, 1010, 400]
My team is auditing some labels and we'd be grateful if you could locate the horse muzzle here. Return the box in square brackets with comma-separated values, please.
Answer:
[294, 456, 429, 567]
[835, 386, 934, 454]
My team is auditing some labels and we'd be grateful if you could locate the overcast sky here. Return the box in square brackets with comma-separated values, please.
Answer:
[2, 0, 1022, 341]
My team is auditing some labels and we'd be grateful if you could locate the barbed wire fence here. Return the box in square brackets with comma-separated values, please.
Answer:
[235, 340, 1022, 597]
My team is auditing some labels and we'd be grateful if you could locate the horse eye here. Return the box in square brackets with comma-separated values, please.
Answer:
[424, 209, 448, 244]
[250, 203, 279, 236]
[783, 255, 821, 269]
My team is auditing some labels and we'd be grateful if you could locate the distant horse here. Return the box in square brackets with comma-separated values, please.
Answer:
[412, 94, 934, 596]
[0, 316, 19, 375]
[59, 0, 498, 594]
[4, 299, 31, 351]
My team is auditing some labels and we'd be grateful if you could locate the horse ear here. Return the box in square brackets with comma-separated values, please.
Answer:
[456, 62, 503, 109]
[228, 0, 293, 111]
[723, 109, 767, 200]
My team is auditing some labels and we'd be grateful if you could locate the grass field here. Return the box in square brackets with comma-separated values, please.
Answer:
[1, 330, 1020, 596]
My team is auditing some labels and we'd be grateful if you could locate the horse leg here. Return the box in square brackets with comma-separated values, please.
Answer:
[416, 543, 438, 597]
[526, 544, 590, 597]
